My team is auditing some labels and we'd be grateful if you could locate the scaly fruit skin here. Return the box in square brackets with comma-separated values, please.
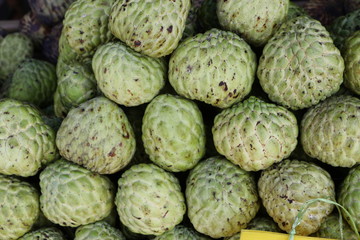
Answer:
[40, 159, 115, 227]
[63, 0, 115, 58]
[257, 16, 344, 110]
[153, 225, 211, 240]
[18, 227, 65, 240]
[0, 33, 33, 80]
[217, 0, 289, 47]
[314, 213, 358, 240]
[74, 221, 126, 240]
[142, 94, 205, 172]
[109, 0, 191, 58]
[115, 163, 186, 236]
[169, 28, 256, 109]
[92, 41, 166, 107]
[212, 96, 298, 171]
[343, 31, 360, 94]
[329, 9, 360, 51]
[54, 61, 97, 117]
[56, 96, 136, 174]
[6, 58, 57, 107]
[301, 95, 360, 167]
[28, 0, 75, 25]
[338, 165, 360, 231]
[0, 99, 58, 177]
[0, 174, 40, 240]
[186, 156, 260, 238]
[258, 159, 335, 235]
[287, 2, 308, 20]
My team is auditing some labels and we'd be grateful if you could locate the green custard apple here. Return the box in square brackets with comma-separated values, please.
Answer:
[18, 227, 65, 240]
[343, 31, 360, 95]
[153, 224, 211, 240]
[314, 213, 358, 240]
[74, 221, 126, 240]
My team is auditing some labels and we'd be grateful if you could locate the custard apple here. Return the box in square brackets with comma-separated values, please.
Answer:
[142, 94, 205, 172]
[39, 159, 115, 227]
[338, 165, 360, 232]
[212, 96, 298, 171]
[258, 159, 335, 235]
[217, 0, 289, 47]
[287, 2, 308, 20]
[186, 156, 260, 238]
[28, 0, 75, 25]
[18, 227, 65, 240]
[74, 221, 126, 240]
[92, 41, 166, 107]
[56, 96, 136, 174]
[301, 95, 360, 167]
[169, 28, 256, 109]
[153, 225, 211, 240]
[19, 12, 50, 46]
[62, 0, 115, 58]
[257, 16, 344, 110]
[115, 163, 186, 236]
[0, 174, 40, 240]
[4, 58, 57, 107]
[109, 0, 191, 58]
[343, 31, 360, 95]
[314, 213, 358, 240]
[0, 32, 34, 80]
[0, 98, 58, 177]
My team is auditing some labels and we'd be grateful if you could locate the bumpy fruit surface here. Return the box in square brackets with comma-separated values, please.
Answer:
[301, 95, 360, 167]
[153, 225, 211, 240]
[343, 31, 360, 94]
[62, 0, 114, 58]
[142, 94, 205, 172]
[186, 156, 260, 238]
[287, 2, 308, 20]
[0, 98, 57, 177]
[40, 159, 115, 227]
[212, 96, 298, 171]
[217, 0, 289, 47]
[0, 33, 33, 80]
[54, 60, 97, 117]
[169, 28, 256, 108]
[115, 163, 186, 236]
[338, 165, 360, 231]
[18, 227, 65, 240]
[257, 16, 344, 110]
[92, 41, 166, 106]
[109, 0, 190, 58]
[314, 213, 358, 240]
[5, 58, 57, 107]
[74, 221, 126, 240]
[0, 174, 40, 240]
[56, 96, 135, 174]
[258, 159, 335, 235]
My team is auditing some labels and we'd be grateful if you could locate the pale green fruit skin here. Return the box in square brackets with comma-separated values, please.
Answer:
[301, 95, 360, 167]
[169, 29, 256, 109]
[186, 156, 260, 238]
[258, 159, 335, 235]
[0, 33, 33, 80]
[142, 94, 205, 172]
[56, 96, 136, 174]
[115, 163, 186, 236]
[74, 221, 126, 240]
[338, 165, 360, 231]
[343, 31, 360, 94]
[54, 61, 97, 117]
[92, 41, 166, 106]
[6, 58, 56, 107]
[257, 16, 344, 110]
[40, 159, 115, 227]
[0, 99, 58, 177]
[314, 213, 358, 240]
[0, 174, 40, 240]
[217, 0, 289, 47]
[63, 0, 115, 58]
[18, 227, 65, 240]
[153, 225, 211, 240]
[109, 0, 191, 58]
[212, 96, 298, 171]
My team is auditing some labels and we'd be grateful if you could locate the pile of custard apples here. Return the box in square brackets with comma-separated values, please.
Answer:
[0, 0, 360, 239]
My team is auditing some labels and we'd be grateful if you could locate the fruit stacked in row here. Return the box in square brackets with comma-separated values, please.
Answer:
[0, 0, 360, 239]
